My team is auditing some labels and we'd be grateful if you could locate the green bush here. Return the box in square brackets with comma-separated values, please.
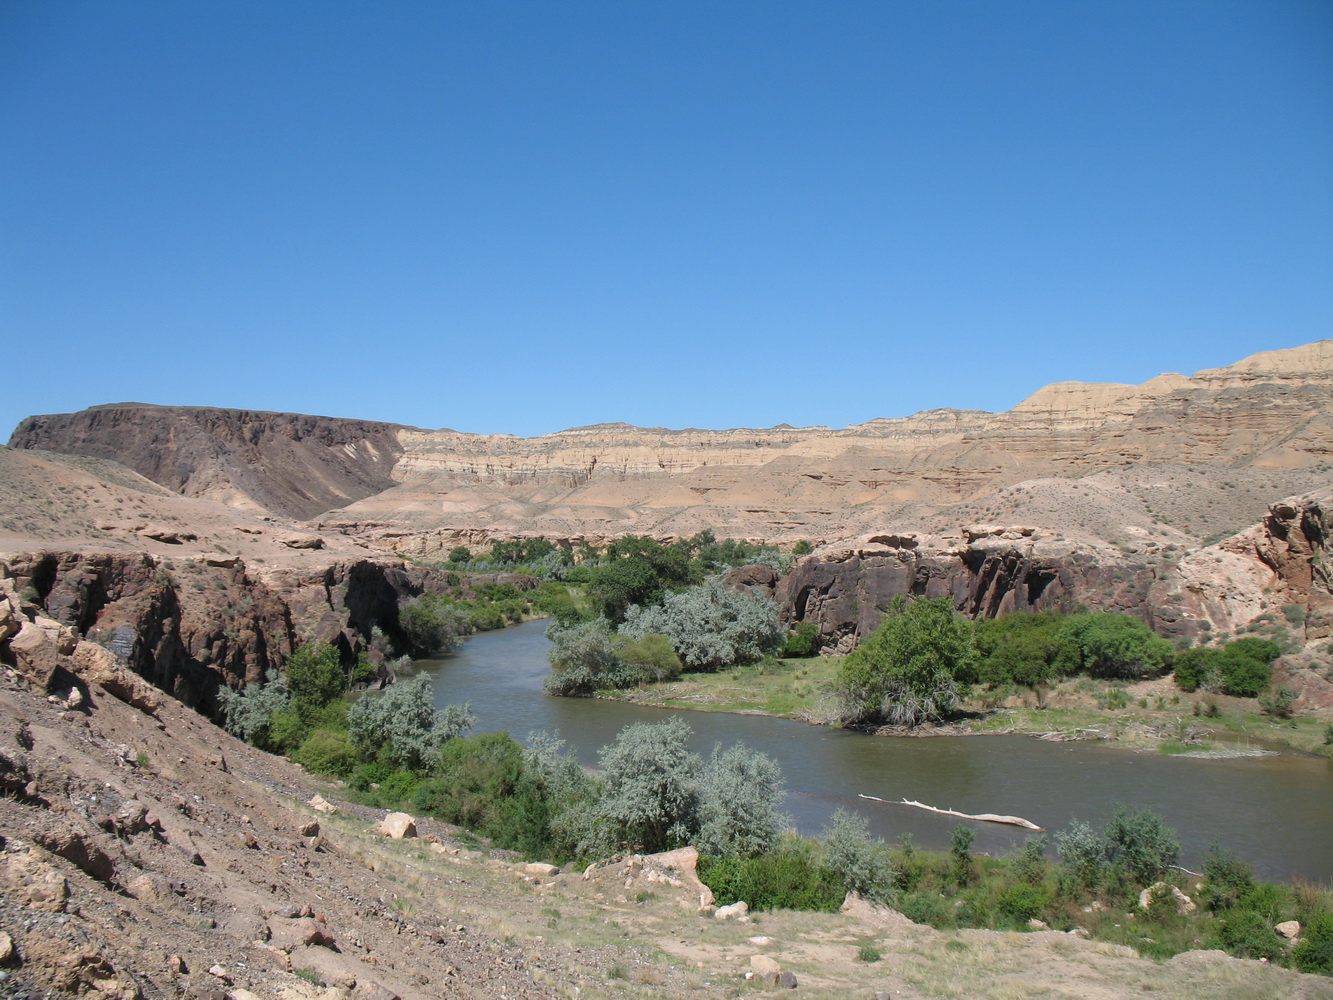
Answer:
[350, 761, 393, 791]
[293, 729, 359, 776]
[416, 731, 557, 858]
[951, 825, 976, 888]
[996, 882, 1052, 925]
[1292, 911, 1333, 975]
[836, 596, 977, 727]
[286, 643, 348, 717]
[1172, 647, 1217, 692]
[896, 890, 956, 929]
[821, 809, 895, 902]
[1215, 910, 1286, 961]
[1258, 685, 1296, 718]
[347, 674, 475, 771]
[699, 841, 844, 912]
[1200, 844, 1255, 911]
[1010, 835, 1048, 887]
[780, 621, 820, 658]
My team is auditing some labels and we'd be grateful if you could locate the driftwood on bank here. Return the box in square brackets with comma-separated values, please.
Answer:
[858, 794, 1044, 831]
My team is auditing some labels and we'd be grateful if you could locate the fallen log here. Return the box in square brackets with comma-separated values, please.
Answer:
[858, 794, 1043, 831]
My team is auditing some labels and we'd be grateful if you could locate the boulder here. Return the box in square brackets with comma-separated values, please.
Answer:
[267, 917, 336, 952]
[776, 970, 798, 988]
[376, 812, 416, 839]
[1276, 920, 1301, 939]
[749, 955, 781, 984]
[522, 862, 560, 876]
[281, 535, 326, 550]
[309, 794, 337, 814]
[715, 901, 749, 921]
[1138, 882, 1196, 915]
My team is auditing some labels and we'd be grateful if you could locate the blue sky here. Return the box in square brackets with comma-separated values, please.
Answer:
[2, 1, 1330, 438]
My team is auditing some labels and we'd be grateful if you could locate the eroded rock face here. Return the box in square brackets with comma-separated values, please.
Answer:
[776, 532, 1156, 652]
[0, 552, 460, 715]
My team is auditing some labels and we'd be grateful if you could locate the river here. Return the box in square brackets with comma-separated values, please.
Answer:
[422, 620, 1332, 881]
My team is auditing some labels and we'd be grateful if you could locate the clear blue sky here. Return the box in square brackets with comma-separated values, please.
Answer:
[3, 1, 1330, 438]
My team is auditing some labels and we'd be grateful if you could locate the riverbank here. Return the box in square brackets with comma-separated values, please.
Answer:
[608, 656, 1333, 758]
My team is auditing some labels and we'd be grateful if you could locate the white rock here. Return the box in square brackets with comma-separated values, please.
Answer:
[715, 901, 749, 921]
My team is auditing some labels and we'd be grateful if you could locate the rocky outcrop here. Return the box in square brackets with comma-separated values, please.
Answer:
[0, 552, 460, 716]
[1148, 491, 1332, 645]
[9, 404, 409, 520]
[777, 531, 1158, 652]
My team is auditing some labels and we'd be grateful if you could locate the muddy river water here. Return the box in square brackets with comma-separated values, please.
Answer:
[423, 620, 1331, 881]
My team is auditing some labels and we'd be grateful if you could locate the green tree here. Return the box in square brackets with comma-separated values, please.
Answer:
[448, 545, 472, 564]
[285, 643, 347, 718]
[835, 596, 977, 727]
[1055, 612, 1173, 679]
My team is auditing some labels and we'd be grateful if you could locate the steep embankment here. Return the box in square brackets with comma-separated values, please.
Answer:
[9, 405, 409, 520]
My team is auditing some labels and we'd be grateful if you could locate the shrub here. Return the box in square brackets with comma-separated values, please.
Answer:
[697, 743, 784, 858]
[398, 596, 473, 656]
[1292, 911, 1333, 975]
[285, 644, 348, 717]
[595, 717, 701, 854]
[293, 729, 359, 776]
[1172, 647, 1218, 693]
[544, 618, 629, 695]
[897, 891, 956, 929]
[346, 674, 476, 771]
[792, 540, 814, 556]
[616, 633, 683, 683]
[951, 825, 976, 888]
[780, 621, 820, 658]
[1217, 649, 1273, 697]
[619, 579, 784, 671]
[217, 669, 290, 747]
[698, 841, 844, 912]
[1011, 835, 1048, 887]
[997, 882, 1052, 925]
[416, 731, 556, 858]
[1200, 843, 1255, 912]
[856, 944, 881, 962]
[1055, 613, 1173, 679]
[1056, 820, 1108, 896]
[1215, 910, 1286, 961]
[1100, 805, 1179, 887]
[821, 809, 895, 902]
[1258, 685, 1296, 718]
